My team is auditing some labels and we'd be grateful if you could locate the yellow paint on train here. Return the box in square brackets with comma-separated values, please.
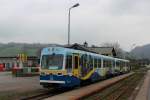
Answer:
[81, 69, 96, 80]
[40, 69, 67, 75]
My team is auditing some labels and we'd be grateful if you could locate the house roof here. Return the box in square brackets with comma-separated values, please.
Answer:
[88, 47, 115, 55]
[65, 43, 96, 53]
[66, 43, 116, 56]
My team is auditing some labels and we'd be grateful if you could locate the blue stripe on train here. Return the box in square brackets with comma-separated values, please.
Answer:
[40, 75, 80, 87]
[90, 72, 101, 82]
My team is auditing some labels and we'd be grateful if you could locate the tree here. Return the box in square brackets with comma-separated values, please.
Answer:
[101, 42, 124, 58]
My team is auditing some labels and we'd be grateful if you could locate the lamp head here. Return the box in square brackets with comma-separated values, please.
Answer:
[71, 3, 80, 8]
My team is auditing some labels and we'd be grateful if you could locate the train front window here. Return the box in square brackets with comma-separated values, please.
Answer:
[41, 54, 64, 70]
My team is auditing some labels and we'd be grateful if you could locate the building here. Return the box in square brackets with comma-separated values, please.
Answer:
[0, 46, 40, 71]
[0, 56, 39, 71]
[0, 57, 16, 71]
[66, 43, 117, 57]
[88, 47, 116, 57]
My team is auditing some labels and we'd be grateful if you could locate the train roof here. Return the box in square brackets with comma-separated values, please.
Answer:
[42, 46, 129, 62]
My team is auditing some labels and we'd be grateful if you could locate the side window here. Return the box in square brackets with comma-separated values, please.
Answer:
[81, 54, 87, 67]
[83, 59, 86, 67]
[66, 55, 72, 70]
[116, 61, 120, 67]
[103, 60, 110, 67]
[98, 59, 101, 68]
[103, 60, 106, 67]
[79, 56, 83, 67]
[103, 60, 105, 67]
[83, 55, 87, 67]
[89, 57, 93, 68]
[113, 61, 115, 67]
[108, 60, 111, 67]
[74, 56, 78, 69]
[94, 58, 97, 68]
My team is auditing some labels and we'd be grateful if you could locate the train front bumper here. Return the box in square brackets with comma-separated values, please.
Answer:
[40, 74, 80, 87]
[40, 80, 65, 84]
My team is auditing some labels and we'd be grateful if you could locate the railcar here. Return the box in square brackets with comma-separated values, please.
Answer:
[40, 46, 130, 88]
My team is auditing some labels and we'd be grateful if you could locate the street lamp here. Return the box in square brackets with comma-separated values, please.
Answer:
[68, 3, 80, 45]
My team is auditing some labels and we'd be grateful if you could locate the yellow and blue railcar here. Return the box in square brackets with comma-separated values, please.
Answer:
[40, 46, 129, 88]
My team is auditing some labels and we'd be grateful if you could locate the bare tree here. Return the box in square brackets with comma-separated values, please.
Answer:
[101, 42, 124, 58]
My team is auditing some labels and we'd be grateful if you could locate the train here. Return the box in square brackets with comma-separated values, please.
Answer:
[40, 46, 130, 88]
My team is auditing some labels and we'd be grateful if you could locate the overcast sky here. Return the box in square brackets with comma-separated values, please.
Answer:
[0, 0, 150, 51]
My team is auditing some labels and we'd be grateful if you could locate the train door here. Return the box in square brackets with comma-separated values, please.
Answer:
[65, 55, 72, 74]
[73, 54, 80, 77]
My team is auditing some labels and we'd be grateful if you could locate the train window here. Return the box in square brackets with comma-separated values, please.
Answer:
[80, 55, 86, 67]
[94, 58, 97, 68]
[41, 54, 64, 70]
[89, 57, 93, 68]
[120, 62, 122, 67]
[106, 61, 109, 67]
[74, 56, 78, 69]
[116, 61, 120, 67]
[108, 61, 112, 67]
[66, 55, 72, 70]
[103, 60, 111, 67]
[113, 61, 115, 67]
[83, 60, 86, 67]
[81, 54, 87, 67]
[122, 62, 124, 67]
[103, 60, 106, 67]
[79, 56, 82, 66]
[123, 62, 125, 67]
[98, 59, 101, 68]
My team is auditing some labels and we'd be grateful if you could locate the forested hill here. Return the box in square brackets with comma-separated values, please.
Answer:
[131, 44, 150, 59]
[1, 42, 150, 60]
[0, 43, 57, 57]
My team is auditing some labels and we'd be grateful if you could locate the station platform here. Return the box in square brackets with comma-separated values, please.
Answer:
[44, 73, 133, 100]
[135, 70, 150, 100]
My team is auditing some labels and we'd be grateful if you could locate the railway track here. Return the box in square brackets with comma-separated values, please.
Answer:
[84, 71, 146, 100]
[20, 88, 71, 100]
[107, 72, 145, 100]
[20, 92, 53, 100]
[101, 75, 136, 100]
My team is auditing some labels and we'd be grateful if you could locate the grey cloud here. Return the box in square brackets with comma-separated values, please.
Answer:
[109, 0, 150, 15]
[0, 0, 150, 51]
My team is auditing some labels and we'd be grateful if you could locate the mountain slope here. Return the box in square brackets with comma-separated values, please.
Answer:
[0, 43, 56, 57]
[131, 44, 150, 59]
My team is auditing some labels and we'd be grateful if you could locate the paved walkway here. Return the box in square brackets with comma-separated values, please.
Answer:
[148, 71, 150, 100]
[0, 71, 43, 93]
[135, 70, 150, 100]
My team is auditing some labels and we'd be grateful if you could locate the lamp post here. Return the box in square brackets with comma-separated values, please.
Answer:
[68, 3, 80, 45]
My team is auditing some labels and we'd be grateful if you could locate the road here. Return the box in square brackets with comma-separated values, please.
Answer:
[0, 71, 43, 92]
